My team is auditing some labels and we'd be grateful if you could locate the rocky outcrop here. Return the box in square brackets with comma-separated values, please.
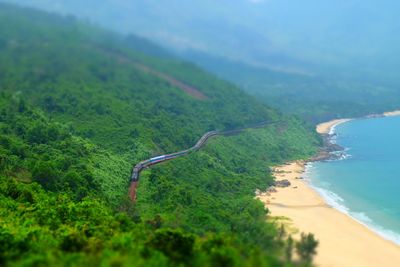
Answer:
[273, 179, 291, 188]
[310, 133, 346, 162]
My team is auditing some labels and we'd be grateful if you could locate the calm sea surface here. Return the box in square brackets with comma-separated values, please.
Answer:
[306, 115, 400, 244]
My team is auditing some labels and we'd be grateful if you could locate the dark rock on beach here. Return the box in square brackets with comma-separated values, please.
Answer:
[273, 179, 291, 188]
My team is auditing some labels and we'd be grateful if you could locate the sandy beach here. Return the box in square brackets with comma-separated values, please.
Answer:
[316, 110, 400, 136]
[257, 119, 400, 267]
[315, 118, 352, 134]
[384, 110, 400, 117]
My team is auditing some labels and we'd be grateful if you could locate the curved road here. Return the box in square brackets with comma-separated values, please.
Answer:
[129, 121, 279, 200]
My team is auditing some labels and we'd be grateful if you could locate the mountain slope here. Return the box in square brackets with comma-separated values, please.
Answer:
[8, 0, 400, 123]
[0, 4, 320, 266]
[180, 50, 400, 123]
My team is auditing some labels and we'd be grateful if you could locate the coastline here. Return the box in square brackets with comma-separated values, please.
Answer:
[258, 113, 400, 267]
[316, 108, 400, 135]
[383, 110, 400, 117]
[315, 118, 352, 135]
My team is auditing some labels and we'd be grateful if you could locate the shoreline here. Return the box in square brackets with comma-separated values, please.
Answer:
[258, 112, 400, 267]
[315, 118, 352, 135]
[383, 110, 400, 117]
[316, 109, 400, 135]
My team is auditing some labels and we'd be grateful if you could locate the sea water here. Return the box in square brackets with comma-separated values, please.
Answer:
[305, 115, 400, 245]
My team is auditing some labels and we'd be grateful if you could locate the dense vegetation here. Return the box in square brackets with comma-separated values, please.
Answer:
[0, 3, 320, 266]
[7, 0, 400, 123]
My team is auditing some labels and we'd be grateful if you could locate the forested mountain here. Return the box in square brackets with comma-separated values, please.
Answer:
[7, 0, 400, 122]
[0, 4, 320, 266]
[181, 50, 400, 122]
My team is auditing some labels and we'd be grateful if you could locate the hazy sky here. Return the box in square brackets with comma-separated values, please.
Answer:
[3, 0, 400, 78]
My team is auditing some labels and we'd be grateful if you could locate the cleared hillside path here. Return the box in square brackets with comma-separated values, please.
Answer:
[129, 121, 278, 200]
[94, 45, 207, 100]
[132, 62, 208, 100]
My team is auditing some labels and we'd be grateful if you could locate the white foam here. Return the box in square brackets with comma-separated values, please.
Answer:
[304, 162, 314, 170]
[311, 119, 400, 244]
[305, 167, 400, 245]
[328, 119, 351, 136]
[310, 184, 350, 214]
[324, 151, 351, 162]
[328, 123, 338, 136]
[350, 211, 400, 245]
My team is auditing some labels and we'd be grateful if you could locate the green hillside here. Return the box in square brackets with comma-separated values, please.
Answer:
[6, 0, 400, 123]
[0, 4, 320, 266]
[181, 50, 400, 123]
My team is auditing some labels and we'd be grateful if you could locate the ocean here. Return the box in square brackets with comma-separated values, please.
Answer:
[305, 115, 400, 245]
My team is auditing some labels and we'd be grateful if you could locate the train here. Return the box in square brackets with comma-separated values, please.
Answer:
[129, 131, 221, 184]
[129, 121, 277, 201]
[149, 155, 167, 163]
[129, 126, 271, 183]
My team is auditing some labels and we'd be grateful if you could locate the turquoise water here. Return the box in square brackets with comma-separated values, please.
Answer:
[306, 116, 400, 244]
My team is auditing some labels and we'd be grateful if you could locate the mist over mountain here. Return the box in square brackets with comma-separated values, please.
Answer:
[4, 0, 400, 78]
[2, 0, 400, 122]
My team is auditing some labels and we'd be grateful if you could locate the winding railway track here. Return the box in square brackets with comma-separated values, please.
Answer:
[129, 121, 279, 200]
